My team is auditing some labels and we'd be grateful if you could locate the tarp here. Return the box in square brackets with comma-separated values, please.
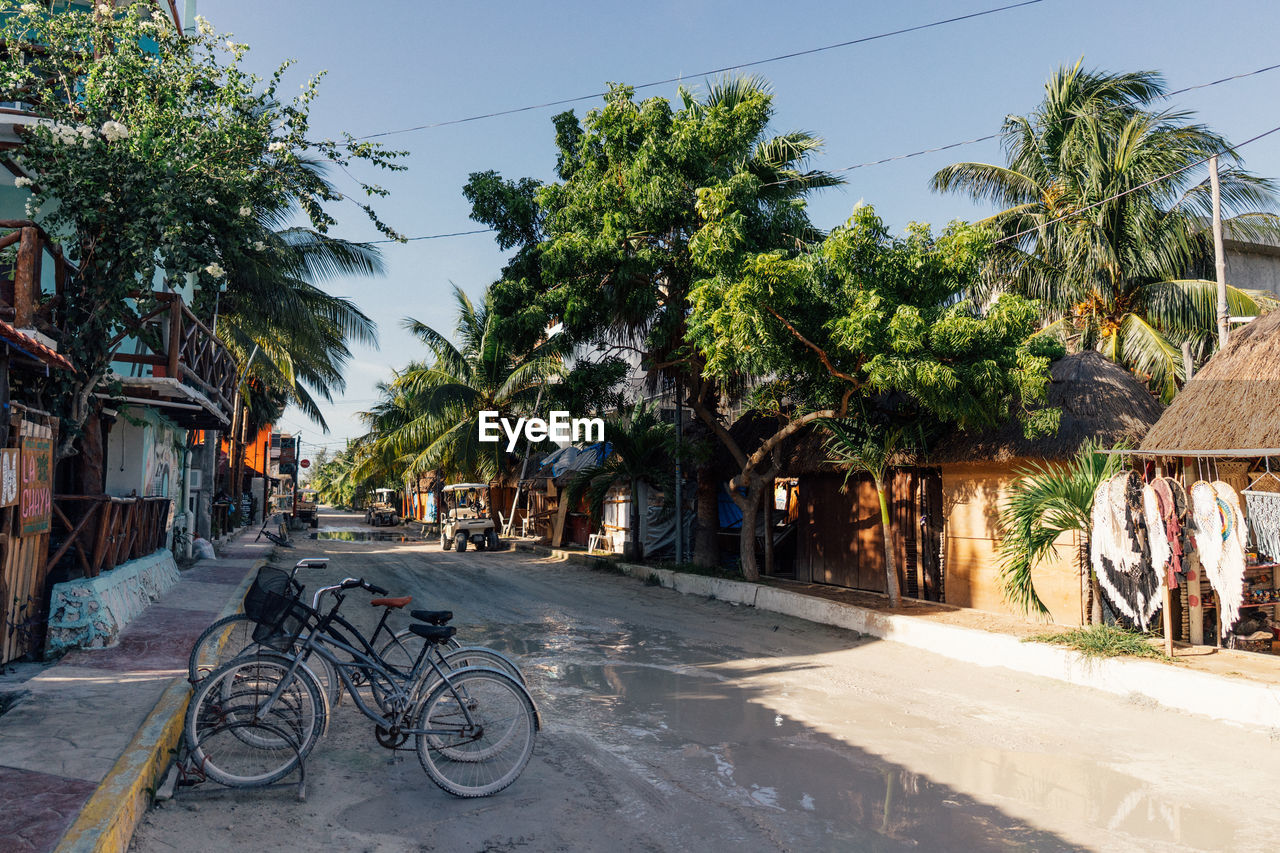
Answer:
[642, 505, 696, 558]
[538, 442, 613, 478]
[719, 484, 745, 529]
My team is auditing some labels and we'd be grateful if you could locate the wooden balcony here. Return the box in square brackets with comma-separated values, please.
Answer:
[111, 292, 237, 428]
[46, 495, 170, 580]
[0, 219, 73, 337]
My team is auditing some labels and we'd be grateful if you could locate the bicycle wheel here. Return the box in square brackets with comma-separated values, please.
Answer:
[185, 653, 328, 788]
[414, 669, 536, 798]
[377, 628, 460, 670]
[189, 614, 342, 711]
[440, 646, 525, 686]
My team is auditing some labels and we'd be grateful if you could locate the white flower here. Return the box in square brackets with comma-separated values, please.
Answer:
[96, 3, 112, 16]
[194, 14, 214, 35]
[239, 206, 252, 217]
[13, 176, 33, 188]
[99, 120, 129, 142]
[203, 263, 225, 278]
[151, 10, 166, 24]
[20, 4, 40, 15]
[267, 141, 287, 153]
[252, 241, 266, 252]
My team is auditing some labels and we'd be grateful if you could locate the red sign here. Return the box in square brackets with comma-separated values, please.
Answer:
[300, 459, 311, 469]
[19, 437, 52, 536]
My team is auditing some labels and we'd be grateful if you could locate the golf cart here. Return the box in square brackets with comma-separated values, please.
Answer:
[294, 487, 319, 529]
[365, 487, 400, 527]
[440, 483, 500, 552]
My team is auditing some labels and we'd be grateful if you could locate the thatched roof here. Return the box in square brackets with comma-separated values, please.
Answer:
[1139, 310, 1280, 455]
[929, 351, 1163, 464]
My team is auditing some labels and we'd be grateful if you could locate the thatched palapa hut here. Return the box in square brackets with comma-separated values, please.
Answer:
[1140, 310, 1280, 457]
[928, 351, 1163, 625]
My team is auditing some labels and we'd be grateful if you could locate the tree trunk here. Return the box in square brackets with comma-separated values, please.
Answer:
[737, 479, 764, 582]
[629, 478, 644, 562]
[692, 434, 720, 568]
[77, 407, 105, 495]
[1090, 572, 1103, 625]
[1078, 537, 1091, 627]
[877, 479, 901, 608]
[762, 477, 775, 577]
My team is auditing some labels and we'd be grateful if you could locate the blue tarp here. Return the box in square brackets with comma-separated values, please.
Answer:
[538, 442, 612, 478]
[719, 484, 745, 529]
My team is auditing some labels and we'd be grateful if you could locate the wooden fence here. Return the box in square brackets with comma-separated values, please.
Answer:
[46, 495, 170, 580]
[0, 409, 56, 664]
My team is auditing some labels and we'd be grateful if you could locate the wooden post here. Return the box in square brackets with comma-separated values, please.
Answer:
[165, 296, 182, 379]
[13, 228, 37, 328]
[1210, 155, 1229, 350]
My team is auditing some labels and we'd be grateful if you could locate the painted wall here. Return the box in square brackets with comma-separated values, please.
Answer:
[105, 406, 184, 501]
[941, 461, 1084, 626]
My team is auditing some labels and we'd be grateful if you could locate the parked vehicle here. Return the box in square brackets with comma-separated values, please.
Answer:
[294, 487, 319, 529]
[440, 483, 500, 552]
[365, 488, 400, 526]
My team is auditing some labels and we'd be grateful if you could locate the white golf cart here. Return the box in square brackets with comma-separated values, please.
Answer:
[365, 487, 400, 527]
[440, 482, 500, 552]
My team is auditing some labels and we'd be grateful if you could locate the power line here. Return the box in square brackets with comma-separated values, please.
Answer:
[992, 122, 1280, 247]
[762, 60, 1280, 186]
[354, 1, 1048, 141]
[361, 59, 1280, 244]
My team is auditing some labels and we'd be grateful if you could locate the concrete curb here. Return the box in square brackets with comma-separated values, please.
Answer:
[516, 542, 1280, 730]
[52, 557, 265, 853]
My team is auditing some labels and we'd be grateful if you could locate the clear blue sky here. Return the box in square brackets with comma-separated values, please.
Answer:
[200, 0, 1280, 455]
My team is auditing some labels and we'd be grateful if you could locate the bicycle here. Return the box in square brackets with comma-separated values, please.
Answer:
[255, 513, 293, 547]
[187, 563, 524, 710]
[186, 573, 538, 797]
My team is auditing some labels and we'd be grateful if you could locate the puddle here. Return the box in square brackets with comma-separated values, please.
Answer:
[482, 622, 1239, 851]
[310, 531, 422, 542]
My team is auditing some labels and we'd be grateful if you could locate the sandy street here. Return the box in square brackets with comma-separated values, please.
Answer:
[134, 509, 1280, 852]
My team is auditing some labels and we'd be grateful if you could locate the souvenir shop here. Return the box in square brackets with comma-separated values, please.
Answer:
[1091, 450, 1280, 654]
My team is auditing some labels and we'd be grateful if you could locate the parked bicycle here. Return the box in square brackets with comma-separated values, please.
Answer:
[255, 513, 293, 547]
[187, 560, 524, 712]
[186, 568, 538, 798]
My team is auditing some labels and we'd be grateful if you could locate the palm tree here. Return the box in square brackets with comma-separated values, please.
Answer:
[217, 225, 381, 431]
[360, 284, 566, 482]
[563, 404, 674, 560]
[825, 422, 904, 608]
[932, 62, 1280, 399]
[997, 439, 1125, 622]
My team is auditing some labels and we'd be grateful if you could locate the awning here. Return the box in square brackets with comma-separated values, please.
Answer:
[0, 320, 73, 371]
[106, 376, 230, 428]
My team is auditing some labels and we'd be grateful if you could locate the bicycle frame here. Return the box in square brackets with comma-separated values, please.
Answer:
[248, 588, 486, 739]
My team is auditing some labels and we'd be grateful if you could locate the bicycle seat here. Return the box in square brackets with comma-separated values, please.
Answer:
[370, 596, 412, 609]
[411, 609, 452, 625]
[409, 623, 458, 644]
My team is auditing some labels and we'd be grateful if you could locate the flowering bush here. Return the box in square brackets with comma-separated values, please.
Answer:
[0, 2, 404, 458]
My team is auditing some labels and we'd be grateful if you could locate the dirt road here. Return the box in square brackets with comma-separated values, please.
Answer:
[134, 508, 1280, 852]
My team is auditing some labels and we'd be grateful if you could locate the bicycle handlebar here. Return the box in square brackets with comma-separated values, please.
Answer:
[312, 577, 389, 609]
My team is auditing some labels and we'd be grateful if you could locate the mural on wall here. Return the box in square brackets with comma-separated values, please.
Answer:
[146, 425, 178, 498]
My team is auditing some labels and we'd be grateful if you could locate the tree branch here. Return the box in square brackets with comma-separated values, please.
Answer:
[763, 304, 860, 387]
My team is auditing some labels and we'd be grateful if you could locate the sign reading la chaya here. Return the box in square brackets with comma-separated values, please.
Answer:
[19, 437, 52, 536]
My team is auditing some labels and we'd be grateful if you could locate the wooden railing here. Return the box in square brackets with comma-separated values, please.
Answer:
[0, 220, 74, 333]
[113, 292, 237, 417]
[46, 495, 170, 579]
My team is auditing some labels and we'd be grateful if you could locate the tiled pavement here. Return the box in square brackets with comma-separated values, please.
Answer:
[0, 536, 269, 852]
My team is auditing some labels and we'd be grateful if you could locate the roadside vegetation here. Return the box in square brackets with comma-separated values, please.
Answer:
[1026, 624, 1172, 662]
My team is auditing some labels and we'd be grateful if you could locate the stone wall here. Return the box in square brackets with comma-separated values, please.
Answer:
[45, 550, 180, 654]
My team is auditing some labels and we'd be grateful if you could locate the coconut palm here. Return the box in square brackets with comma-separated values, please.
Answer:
[932, 62, 1280, 399]
[997, 439, 1125, 621]
[360, 284, 566, 482]
[563, 404, 674, 560]
[824, 422, 905, 608]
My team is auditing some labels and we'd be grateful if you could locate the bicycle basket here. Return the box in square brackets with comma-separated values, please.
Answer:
[243, 566, 307, 649]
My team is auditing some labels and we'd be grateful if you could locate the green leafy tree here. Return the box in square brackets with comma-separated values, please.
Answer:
[0, 3, 402, 468]
[483, 76, 840, 567]
[997, 439, 1124, 622]
[688, 204, 1061, 581]
[932, 62, 1279, 398]
[563, 404, 674, 560]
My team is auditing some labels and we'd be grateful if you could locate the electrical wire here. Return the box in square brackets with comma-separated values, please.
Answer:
[359, 60, 1280, 245]
[353, 1, 1048, 141]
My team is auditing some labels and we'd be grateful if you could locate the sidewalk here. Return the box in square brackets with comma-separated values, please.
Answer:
[0, 533, 268, 853]
[515, 541, 1280, 730]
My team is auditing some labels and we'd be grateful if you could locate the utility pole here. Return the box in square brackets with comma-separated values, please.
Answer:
[1210, 154, 1230, 350]
[674, 387, 683, 564]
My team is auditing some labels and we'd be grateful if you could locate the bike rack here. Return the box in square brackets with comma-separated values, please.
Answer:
[174, 719, 308, 802]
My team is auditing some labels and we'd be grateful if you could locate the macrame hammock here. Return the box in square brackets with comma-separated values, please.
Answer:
[1244, 472, 1280, 561]
[1191, 480, 1248, 638]
[1090, 471, 1162, 629]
